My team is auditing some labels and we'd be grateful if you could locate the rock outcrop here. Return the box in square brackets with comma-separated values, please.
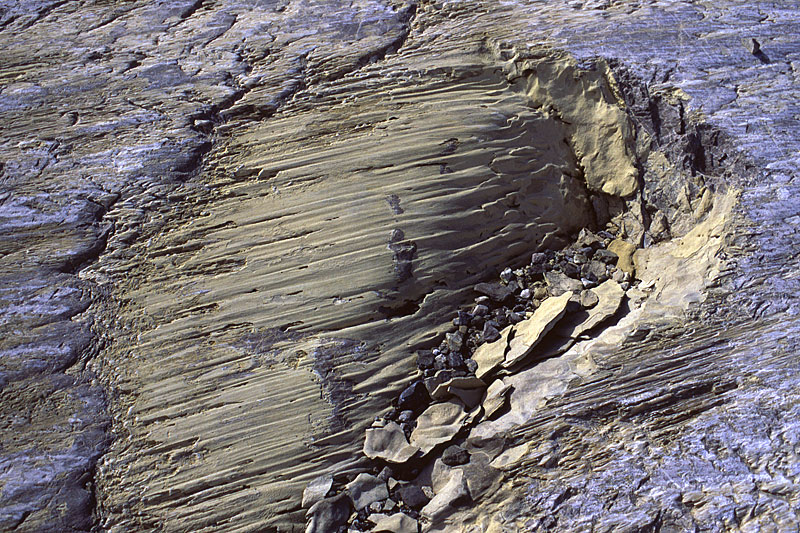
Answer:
[2, 0, 799, 532]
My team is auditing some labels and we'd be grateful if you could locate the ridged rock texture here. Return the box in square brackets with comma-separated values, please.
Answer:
[1, 0, 799, 532]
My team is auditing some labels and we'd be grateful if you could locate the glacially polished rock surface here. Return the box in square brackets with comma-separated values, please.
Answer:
[1, 0, 799, 532]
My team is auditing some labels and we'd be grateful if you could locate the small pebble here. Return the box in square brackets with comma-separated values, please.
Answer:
[519, 288, 531, 299]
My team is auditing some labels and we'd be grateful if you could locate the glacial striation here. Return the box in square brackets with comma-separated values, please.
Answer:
[0, 0, 799, 532]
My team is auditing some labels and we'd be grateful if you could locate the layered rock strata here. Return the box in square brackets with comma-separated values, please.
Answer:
[1, 0, 799, 532]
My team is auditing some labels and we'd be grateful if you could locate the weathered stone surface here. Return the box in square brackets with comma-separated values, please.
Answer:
[306, 493, 351, 533]
[420, 468, 471, 524]
[410, 400, 469, 455]
[370, 512, 418, 533]
[503, 292, 572, 368]
[347, 473, 389, 511]
[482, 379, 512, 419]
[303, 474, 334, 509]
[5, 0, 800, 531]
[544, 271, 585, 296]
[472, 325, 513, 380]
[365, 422, 419, 464]
[609, 238, 637, 277]
[555, 280, 626, 339]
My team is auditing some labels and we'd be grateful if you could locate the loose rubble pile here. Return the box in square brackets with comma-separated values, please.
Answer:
[303, 228, 638, 532]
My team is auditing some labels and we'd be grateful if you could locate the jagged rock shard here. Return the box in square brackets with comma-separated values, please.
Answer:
[302, 474, 333, 509]
[555, 280, 625, 339]
[370, 512, 419, 533]
[347, 473, 389, 511]
[609, 238, 637, 276]
[410, 400, 469, 455]
[364, 422, 419, 464]
[420, 468, 471, 524]
[482, 379, 512, 419]
[472, 325, 513, 380]
[503, 292, 572, 368]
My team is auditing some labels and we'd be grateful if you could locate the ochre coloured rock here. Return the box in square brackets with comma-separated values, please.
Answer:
[608, 238, 637, 277]
[555, 280, 625, 339]
[503, 292, 572, 368]
[364, 422, 419, 464]
[421, 468, 471, 524]
[472, 325, 513, 380]
[370, 512, 419, 533]
[410, 400, 469, 455]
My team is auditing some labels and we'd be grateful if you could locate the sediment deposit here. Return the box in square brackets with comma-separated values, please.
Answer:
[1, 1, 799, 532]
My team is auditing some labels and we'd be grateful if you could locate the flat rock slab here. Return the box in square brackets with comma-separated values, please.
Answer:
[410, 400, 469, 455]
[503, 292, 572, 368]
[347, 473, 389, 511]
[421, 468, 471, 524]
[302, 474, 333, 509]
[365, 422, 419, 464]
[370, 512, 418, 533]
[555, 280, 625, 339]
[482, 379, 512, 419]
[472, 325, 513, 380]
[431, 376, 486, 400]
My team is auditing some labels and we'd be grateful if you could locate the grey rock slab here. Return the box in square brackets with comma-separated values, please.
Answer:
[364, 421, 420, 464]
[555, 280, 625, 340]
[306, 493, 352, 533]
[370, 512, 418, 533]
[544, 271, 584, 296]
[503, 292, 572, 368]
[410, 400, 469, 455]
[302, 474, 333, 508]
[347, 473, 389, 511]
[472, 325, 512, 380]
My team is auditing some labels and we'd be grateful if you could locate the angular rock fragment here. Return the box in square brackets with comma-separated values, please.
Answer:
[397, 380, 431, 414]
[364, 421, 419, 463]
[489, 443, 530, 471]
[431, 376, 486, 401]
[420, 468, 471, 524]
[347, 473, 389, 511]
[555, 280, 625, 339]
[305, 493, 351, 533]
[474, 282, 513, 303]
[608, 238, 636, 276]
[302, 474, 333, 509]
[397, 484, 430, 510]
[544, 271, 584, 296]
[580, 289, 599, 308]
[370, 512, 418, 533]
[472, 325, 513, 379]
[503, 292, 572, 368]
[441, 445, 470, 466]
[482, 379, 512, 419]
[410, 400, 469, 455]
